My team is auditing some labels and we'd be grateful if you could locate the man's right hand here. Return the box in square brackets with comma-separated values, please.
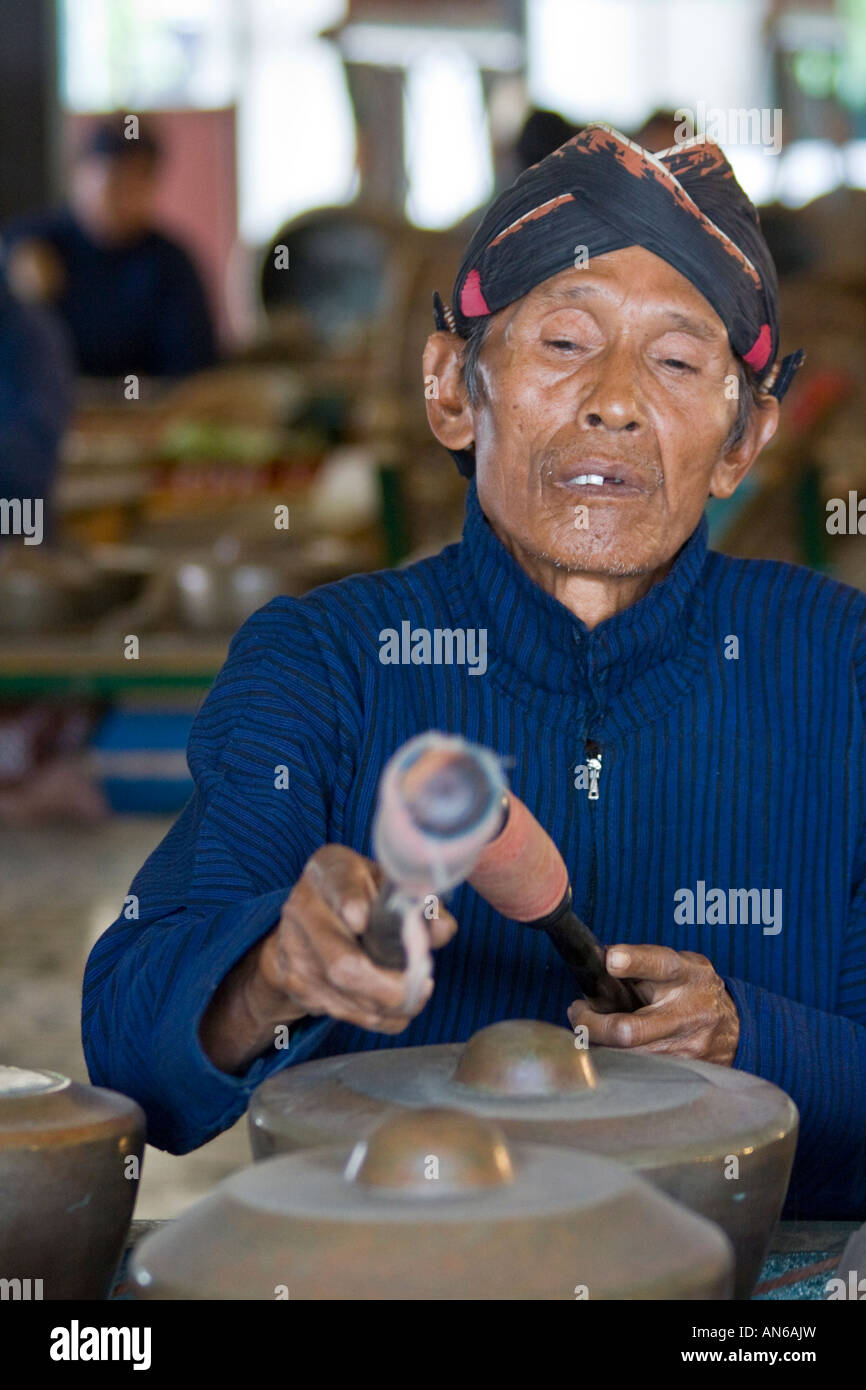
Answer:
[199, 844, 457, 1075]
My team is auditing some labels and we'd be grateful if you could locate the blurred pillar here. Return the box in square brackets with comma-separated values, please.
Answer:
[0, 0, 60, 220]
[343, 62, 407, 215]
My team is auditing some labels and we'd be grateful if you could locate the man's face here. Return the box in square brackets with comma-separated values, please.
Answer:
[71, 153, 158, 245]
[467, 245, 764, 579]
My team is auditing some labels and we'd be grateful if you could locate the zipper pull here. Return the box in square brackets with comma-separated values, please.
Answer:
[585, 741, 602, 801]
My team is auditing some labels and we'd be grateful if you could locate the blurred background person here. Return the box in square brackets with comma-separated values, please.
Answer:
[2, 115, 217, 379]
[0, 264, 72, 540]
[630, 108, 680, 152]
[514, 105, 578, 170]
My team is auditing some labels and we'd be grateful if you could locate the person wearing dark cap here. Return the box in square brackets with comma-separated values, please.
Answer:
[2, 116, 217, 379]
[84, 125, 864, 1225]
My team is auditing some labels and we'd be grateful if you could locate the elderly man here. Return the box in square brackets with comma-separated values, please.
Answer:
[83, 126, 864, 1218]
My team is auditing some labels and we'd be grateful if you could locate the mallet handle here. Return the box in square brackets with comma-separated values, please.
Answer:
[362, 881, 408, 971]
[525, 890, 643, 1014]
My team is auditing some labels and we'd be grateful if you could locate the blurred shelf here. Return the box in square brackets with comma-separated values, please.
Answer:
[0, 633, 228, 696]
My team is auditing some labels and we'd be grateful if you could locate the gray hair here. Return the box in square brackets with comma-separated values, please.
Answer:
[461, 314, 763, 455]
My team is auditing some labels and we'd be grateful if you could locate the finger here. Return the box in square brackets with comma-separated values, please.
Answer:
[280, 921, 431, 1024]
[281, 885, 425, 1015]
[605, 943, 686, 984]
[298, 980, 414, 1035]
[309, 911, 427, 1015]
[305, 846, 380, 934]
[568, 996, 690, 1049]
[288, 870, 379, 959]
[566, 1000, 616, 1046]
[308, 981, 415, 1033]
[427, 904, 458, 949]
[631, 1033, 710, 1059]
[325, 969, 432, 1030]
[677, 950, 714, 972]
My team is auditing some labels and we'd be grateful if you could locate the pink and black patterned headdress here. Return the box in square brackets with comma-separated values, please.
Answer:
[434, 122, 803, 477]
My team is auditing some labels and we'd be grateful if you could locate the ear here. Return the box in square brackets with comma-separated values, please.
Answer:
[422, 331, 476, 453]
[708, 391, 780, 500]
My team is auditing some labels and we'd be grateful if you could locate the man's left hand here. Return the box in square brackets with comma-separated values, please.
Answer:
[567, 944, 740, 1066]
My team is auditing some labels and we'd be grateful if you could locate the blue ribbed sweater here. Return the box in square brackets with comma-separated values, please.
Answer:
[82, 481, 866, 1217]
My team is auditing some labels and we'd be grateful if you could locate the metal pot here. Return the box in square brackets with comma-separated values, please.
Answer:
[0, 550, 150, 632]
[0, 1066, 145, 1299]
[173, 559, 302, 631]
[249, 1020, 798, 1299]
[131, 1107, 733, 1300]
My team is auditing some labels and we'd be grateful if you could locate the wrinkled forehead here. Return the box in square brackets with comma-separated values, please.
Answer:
[497, 252, 731, 344]
[451, 124, 779, 376]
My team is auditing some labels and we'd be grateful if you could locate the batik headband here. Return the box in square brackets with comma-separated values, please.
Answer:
[434, 122, 803, 477]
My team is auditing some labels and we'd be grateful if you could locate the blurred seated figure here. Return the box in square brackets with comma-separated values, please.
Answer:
[514, 107, 579, 171]
[631, 109, 683, 152]
[0, 269, 72, 542]
[630, 109, 680, 152]
[2, 116, 217, 380]
[261, 206, 392, 355]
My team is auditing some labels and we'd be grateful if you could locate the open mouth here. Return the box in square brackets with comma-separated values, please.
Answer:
[559, 472, 644, 495]
[548, 457, 653, 496]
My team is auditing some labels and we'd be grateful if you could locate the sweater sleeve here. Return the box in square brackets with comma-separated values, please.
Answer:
[81, 597, 360, 1154]
[723, 959, 866, 1218]
[723, 617, 866, 1219]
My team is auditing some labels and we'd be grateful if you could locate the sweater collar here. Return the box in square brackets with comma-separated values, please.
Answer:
[453, 478, 710, 708]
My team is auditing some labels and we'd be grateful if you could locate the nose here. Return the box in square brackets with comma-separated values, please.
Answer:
[579, 344, 646, 434]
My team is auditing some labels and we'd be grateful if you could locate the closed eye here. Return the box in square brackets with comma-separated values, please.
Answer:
[544, 339, 584, 351]
[662, 357, 698, 372]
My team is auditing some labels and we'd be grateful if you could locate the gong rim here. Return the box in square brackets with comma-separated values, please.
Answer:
[131, 1123, 734, 1301]
[249, 1027, 798, 1169]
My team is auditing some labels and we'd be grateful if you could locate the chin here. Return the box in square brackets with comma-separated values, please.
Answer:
[533, 518, 661, 578]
